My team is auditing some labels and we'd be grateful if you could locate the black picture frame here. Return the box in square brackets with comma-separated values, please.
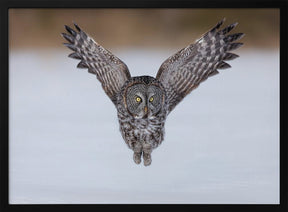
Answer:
[1, 0, 287, 211]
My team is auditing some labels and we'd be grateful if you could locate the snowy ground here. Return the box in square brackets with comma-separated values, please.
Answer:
[9, 48, 279, 204]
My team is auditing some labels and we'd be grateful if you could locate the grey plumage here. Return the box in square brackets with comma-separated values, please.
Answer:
[156, 19, 244, 113]
[62, 23, 131, 104]
[62, 19, 244, 166]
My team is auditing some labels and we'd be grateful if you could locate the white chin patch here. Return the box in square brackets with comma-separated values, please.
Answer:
[134, 113, 144, 119]
[148, 115, 155, 120]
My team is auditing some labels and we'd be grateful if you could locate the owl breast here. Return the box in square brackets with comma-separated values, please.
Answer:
[117, 110, 166, 150]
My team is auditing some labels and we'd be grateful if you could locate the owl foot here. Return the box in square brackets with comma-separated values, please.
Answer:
[133, 152, 142, 164]
[143, 153, 152, 166]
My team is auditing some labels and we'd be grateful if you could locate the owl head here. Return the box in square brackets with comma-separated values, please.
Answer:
[123, 76, 165, 119]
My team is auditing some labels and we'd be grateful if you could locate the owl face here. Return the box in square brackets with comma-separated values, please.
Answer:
[125, 83, 164, 119]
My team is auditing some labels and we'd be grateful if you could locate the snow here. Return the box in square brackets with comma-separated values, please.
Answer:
[9, 48, 279, 204]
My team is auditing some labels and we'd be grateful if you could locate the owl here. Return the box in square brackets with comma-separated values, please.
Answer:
[62, 18, 244, 166]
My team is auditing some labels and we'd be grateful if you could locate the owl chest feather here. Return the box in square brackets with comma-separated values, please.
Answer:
[118, 112, 166, 149]
[133, 118, 160, 136]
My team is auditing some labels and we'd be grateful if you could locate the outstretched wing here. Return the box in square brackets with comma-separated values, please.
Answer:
[156, 19, 244, 113]
[61, 23, 131, 104]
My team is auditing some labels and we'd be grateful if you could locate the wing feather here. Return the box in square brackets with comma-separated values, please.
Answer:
[156, 18, 244, 113]
[62, 23, 131, 104]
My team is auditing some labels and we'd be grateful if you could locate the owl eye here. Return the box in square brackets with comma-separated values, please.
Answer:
[149, 96, 154, 102]
[135, 96, 142, 103]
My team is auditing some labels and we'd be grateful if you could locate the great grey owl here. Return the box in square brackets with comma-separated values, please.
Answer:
[62, 18, 244, 166]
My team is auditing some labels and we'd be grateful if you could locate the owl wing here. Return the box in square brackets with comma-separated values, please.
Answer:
[62, 23, 131, 104]
[156, 19, 244, 113]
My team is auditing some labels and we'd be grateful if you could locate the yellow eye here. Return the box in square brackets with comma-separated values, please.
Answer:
[149, 97, 154, 102]
[136, 97, 142, 103]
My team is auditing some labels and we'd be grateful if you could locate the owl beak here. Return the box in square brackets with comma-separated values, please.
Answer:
[142, 106, 148, 118]
[144, 106, 148, 114]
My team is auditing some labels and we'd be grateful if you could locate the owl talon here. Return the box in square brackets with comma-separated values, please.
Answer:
[143, 153, 152, 166]
[133, 152, 142, 164]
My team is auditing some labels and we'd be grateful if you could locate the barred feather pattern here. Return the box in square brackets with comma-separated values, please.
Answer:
[156, 18, 244, 113]
[62, 23, 131, 104]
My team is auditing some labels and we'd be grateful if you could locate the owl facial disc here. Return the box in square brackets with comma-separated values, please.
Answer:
[124, 82, 164, 119]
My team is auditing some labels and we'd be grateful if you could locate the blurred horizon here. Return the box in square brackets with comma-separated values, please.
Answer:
[9, 8, 279, 50]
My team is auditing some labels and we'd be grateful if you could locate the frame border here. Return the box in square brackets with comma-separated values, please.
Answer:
[1, 0, 287, 211]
